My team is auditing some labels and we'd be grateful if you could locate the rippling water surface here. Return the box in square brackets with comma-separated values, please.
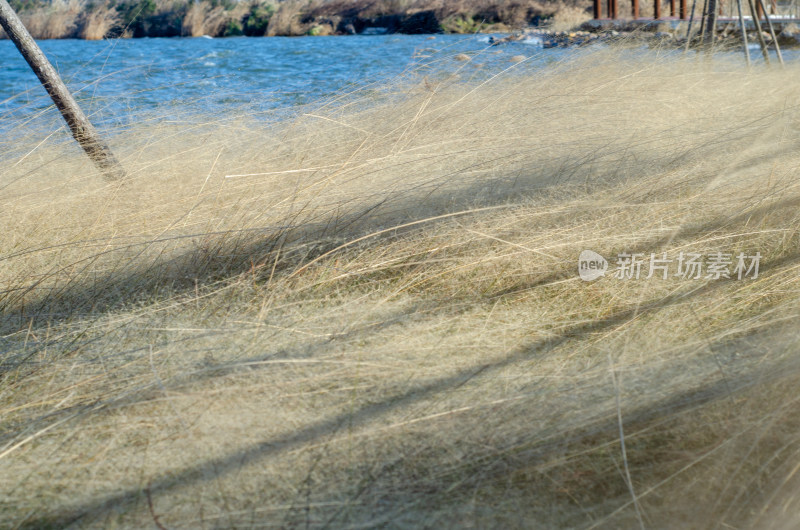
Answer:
[1, 33, 791, 135]
[0, 34, 566, 126]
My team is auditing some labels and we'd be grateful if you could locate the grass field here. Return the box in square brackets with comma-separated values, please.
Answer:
[2, 47, 800, 528]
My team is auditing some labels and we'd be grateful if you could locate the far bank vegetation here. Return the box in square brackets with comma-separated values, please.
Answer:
[0, 0, 590, 39]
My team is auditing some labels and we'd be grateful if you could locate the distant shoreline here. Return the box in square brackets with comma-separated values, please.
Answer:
[1, 0, 587, 41]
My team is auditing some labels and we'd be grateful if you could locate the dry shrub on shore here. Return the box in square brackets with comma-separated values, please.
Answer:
[79, 2, 120, 40]
[2, 47, 800, 527]
[266, 0, 314, 36]
[182, 0, 228, 37]
[17, 0, 83, 39]
[547, 5, 591, 30]
[412, 0, 560, 29]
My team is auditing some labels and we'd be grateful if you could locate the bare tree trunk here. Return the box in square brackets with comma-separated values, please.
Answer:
[0, 0, 125, 180]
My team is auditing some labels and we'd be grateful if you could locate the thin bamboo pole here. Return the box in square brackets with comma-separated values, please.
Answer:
[705, 0, 719, 47]
[757, 0, 784, 65]
[0, 0, 125, 180]
[684, 0, 700, 52]
[735, 0, 751, 66]
[747, 0, 771, 63]
[699, 0, 710, 42]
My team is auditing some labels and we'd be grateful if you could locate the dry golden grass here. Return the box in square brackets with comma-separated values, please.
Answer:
[17, 0, 83, 39]
[546, 5, 590, 31]
[79, 2, 120, 40]
[182, 1, 230, 38]
[266, 0, 310, 36]
[2, 47, 800, 528]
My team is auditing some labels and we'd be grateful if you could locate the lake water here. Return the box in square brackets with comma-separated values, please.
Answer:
[0, 34, 792, 134]
[0, 34, 565, 129]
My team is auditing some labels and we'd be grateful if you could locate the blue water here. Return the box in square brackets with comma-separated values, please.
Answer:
[1, 34, 793, 134]
[0, 34, 564, 128]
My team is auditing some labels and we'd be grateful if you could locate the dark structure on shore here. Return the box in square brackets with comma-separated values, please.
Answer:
[591, 0, 779, 21]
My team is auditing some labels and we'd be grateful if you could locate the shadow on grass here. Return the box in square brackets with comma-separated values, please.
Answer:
[3, 96, 788, 339]
[0, 143, 698, 332]
[17, 243, 800, 528]
[2, 136, 793, 336]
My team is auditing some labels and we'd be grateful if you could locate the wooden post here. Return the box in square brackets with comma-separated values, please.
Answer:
[680, 0, 687, 18]
[0, 0, 125, 180]
[594, 0, 603, 18]
[756, 0, 764, 19]
[612, 0, 619, 19]
[655, 0, 662, 18]
[671, 0, 677, 16]
[633, 0, 640, 17]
